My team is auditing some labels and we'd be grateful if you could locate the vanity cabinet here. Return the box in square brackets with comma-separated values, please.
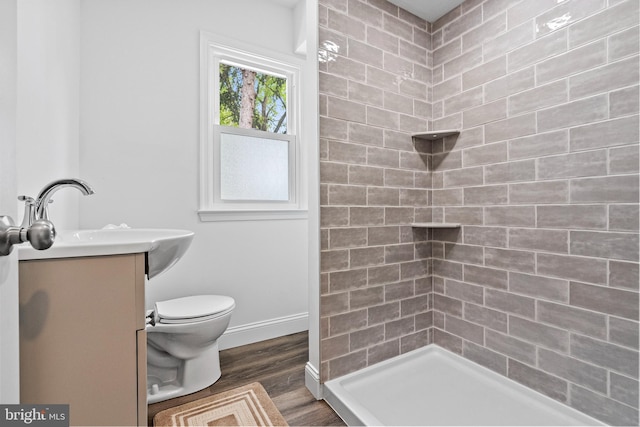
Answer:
[19, 253, 147, 426]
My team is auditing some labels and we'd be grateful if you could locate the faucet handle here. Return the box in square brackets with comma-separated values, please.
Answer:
[18, 195, 36, 228]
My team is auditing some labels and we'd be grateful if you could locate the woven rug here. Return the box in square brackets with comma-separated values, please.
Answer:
[154, 382, 288, 426]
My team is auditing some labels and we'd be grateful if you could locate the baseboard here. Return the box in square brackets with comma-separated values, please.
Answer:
[305, 362, 323, 399]
[218, 312, 308, 350]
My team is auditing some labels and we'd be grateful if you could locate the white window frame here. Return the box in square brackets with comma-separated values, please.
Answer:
[199, 31, 306, 221]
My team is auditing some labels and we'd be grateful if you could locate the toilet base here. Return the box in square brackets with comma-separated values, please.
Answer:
[147, 341, 222, 404]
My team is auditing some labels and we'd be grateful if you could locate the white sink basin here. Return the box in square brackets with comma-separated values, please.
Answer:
[18, 228, 194, 279]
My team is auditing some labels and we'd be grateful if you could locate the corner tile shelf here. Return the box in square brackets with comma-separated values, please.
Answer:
[411, 222, 461, 228]
[411, 130, 460, 140]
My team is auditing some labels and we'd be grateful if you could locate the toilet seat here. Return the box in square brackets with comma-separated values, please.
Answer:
[154, 295, 235, 324]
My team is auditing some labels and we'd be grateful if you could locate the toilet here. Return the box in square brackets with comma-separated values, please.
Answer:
[145, 294, 235, 404]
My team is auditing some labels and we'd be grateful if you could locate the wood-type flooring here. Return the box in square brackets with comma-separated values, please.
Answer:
[147, 331, 345, 426]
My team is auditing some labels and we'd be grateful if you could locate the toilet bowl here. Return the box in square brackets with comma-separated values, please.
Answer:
[145, 294, 235, 404]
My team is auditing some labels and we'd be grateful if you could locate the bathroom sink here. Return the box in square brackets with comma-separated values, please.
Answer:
[18, 228, 194, 278]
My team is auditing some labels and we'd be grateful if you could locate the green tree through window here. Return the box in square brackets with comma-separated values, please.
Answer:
[219, 63, 287, 134]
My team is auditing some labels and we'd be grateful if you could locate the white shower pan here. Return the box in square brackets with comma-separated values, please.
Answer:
[324, 345, 604, 426]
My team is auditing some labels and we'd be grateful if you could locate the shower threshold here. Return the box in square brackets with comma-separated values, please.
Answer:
[324, 345, 605, 426]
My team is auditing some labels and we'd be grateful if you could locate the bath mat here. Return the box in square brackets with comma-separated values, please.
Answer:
[153, 382, 288, 426]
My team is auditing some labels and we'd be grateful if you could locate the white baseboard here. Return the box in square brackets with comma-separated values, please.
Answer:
[218, 312, 308, 350]
[305, 361, 323, 399]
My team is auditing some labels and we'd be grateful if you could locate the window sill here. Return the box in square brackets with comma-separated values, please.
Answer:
[198, 209, 308, 222]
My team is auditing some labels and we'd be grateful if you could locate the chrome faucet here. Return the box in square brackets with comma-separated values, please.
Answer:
[34, 178, 95, 222]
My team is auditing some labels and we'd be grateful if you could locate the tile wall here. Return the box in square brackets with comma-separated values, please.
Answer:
[318, 0, 433, 380]
[319, 0, 639, 425]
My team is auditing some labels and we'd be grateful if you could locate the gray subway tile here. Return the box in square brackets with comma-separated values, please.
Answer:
[569, 0, 640, 48]
[463, 142, 508, 167]
[350, 247, 384, 268]
[329, 140, 366, 164]
[485, 206, 535, 227]
[610, 145, 640, 175]
[367, 339, 400, 365]
[368, 301, 400, 325]
[537, 150, 607, 180]
[464, 264, 508, 290]
[537, 253, 607, 285]
[538, 348, 607, 394]
[570, 231, 639, 262]
[486, 289, 535, 319]
[463, 340, 507, 375]
[509, 228, 568, 253]
[537, 205, 607, 230]
[463, 99, 507, 128]
[508, 359, 568, 402]
[537, 300, 607, 340]
[434, 293, 463, 317]
[464, 226, 507, 248]
[349, 165, 383, 186]
[444, 47, 483, 80]
[443, 87, 483, 116]
[609, 317, 640, 350]
[464, 185, 508, 206]
[535, 0, 606, 39]
[536, 40, 607, 85]
[571, 334, 639, 378]
[432, 150, 462, 171]
[367, 146, 399, 168]
[609, 260, 639, 291]
[443, 166, 483, 188]
[610, 85, 639, 118]
[570, 384, 639, 426]
[484, 67, 535, 103]
[508, 29, 566, 72]
[328, 349, 367, 379]
[570, 281, 639, 320]
[464, 302, 508, 333]
[445, 207, 484, 225]
[486, 329, 536, 365]
[349, 323, 385, 351]
[433, 259, 464, 281]
[433, 328, 463, 355]
[507, 0, 557, 29]
[445, 243, 484, 266]
[570, 116, 639, 152]
[571, 175, 639, 204]
[330, 227, 367, 249]
[432, 188, 463, 206]
[510, 315, 569, 352]
[610, 372, 640, 409]
[570, 55, 640, 100]
[348, 121, 384, 145]
[508, 130, 568, 160]
[609, 25, 639, 61]
[445, 314, 484, 345]
[350, 207, 384, 226]
[445, 279, 484, 305]
[508, 80, 567, 116]
[510, 181, 568, 204]
[485, 113, 537, 144]
[328, 184, 367, 205]
[462, 56, 506, 90]
[509, 272, 568, 302]
[537, 95, 608, 133]
[484, 20, 534, 60]
[486, 247, 536, 274]
[485, 159, 535, 184]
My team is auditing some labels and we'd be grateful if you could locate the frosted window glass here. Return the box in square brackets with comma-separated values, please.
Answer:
[220, 133, 289, 201]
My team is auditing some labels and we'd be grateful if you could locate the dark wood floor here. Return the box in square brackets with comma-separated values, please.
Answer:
[147, 331, 345, 426]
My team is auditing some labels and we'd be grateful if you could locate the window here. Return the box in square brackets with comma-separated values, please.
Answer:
[199, 32, 305, 221]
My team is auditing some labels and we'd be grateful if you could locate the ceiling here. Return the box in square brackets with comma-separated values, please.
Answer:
[386, 0, 465, 22]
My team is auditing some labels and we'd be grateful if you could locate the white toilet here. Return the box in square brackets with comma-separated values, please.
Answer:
[145, 294, 235, 404]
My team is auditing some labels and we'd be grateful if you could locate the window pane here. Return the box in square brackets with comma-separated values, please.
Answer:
[219, 63, 287, 134]
[220, 133, 289, 201]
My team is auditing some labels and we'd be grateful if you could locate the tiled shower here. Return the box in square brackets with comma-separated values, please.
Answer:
[318, 0, 639, 425]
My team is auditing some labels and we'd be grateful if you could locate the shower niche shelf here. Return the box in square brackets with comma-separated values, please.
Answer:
[411, 222, 461, 228]
[411, 130, 459, 140]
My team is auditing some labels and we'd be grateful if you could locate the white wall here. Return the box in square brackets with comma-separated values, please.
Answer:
[16, 0, 81, 230]
[78, 0, 311, 347]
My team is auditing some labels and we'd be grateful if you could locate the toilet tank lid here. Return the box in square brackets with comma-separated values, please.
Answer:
[155, 295, 235, 320]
